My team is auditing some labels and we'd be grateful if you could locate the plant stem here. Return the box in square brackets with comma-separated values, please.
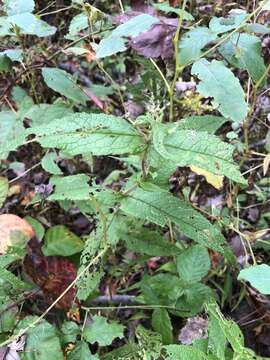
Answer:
[169, 0, 188, 122]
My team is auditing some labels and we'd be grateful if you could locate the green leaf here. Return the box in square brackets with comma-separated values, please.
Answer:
[61, 321, 80, 344]
[219, 33, 266, 85]
[176, 245, 210, 284]
[8, 13, 56, 37]
[122, 228, 181, 256]
[67, 341, 99, 360]
[24, 216, 45, 241]
[178, 115, 227, 134]
[153, 2, 194, 20]
[83, 315, 125, 346]
[0, 111, 25, 160]
[179, 27, 217, 66]
[41, 152, 63, 175]
[121, 187, 228, 254]
[96, 36, 127, 58]
[42, 225, 84, 256]
[3, 0, 35, 15]
[0, 54, 11, 72]
[164, 345, 208, 360]
[42, 68, 88, 104]
[25, 103, 73, 125]
[16, 317, 64, 360]
[151, 123, 246, 184]
[238, 264, 270, 294]
[151, 308, 173, 344]
[0, 49, 23, 62]
[28, 113, 144, 156]
[67, 13, 88, 37]
[209, 13, 247, 34]
[191, 59, 248, 123]
[0, 177, 8, 208]
[48, 174, 91, 201]
[262, 0, 270, 10]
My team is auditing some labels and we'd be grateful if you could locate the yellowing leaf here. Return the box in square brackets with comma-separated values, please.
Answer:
[0, 176, 9, 208]
[190, 165, 224, 189]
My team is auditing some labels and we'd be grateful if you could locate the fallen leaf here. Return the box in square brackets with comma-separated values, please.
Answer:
[24, 237, 78, 309]
[190, 165, 224, 189]
[0, 215, 34, 254]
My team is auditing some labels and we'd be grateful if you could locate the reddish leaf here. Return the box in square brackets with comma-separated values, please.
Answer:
[114, 8, 178, 59]
[24, 237, 78, 310]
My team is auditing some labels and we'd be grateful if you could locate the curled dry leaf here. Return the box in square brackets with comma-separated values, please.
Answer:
[0, 214, 35, 254]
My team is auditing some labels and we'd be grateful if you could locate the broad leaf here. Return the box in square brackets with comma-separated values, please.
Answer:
[121, 187, 228, 254]
[28, 113, 144, 156]
[151, 123, 246, 184]
[83, 315, 125, 346]
[48, 174, 91, 201]
[153, 2, 194, 20]
[41, 152, 63, 175]
[176, 245, 211, 284]
[3, 0, 35, 16]
[42, 225, 84, 256]
[15, 317, 64, 360]
[42, 68, 89, 104]
[61, 321, 80, 344]
[238, 264, 270, 294]
[8, 13, 56, 37]
[151, 308, 173, 344]
[191, 59, 248, 123]
[164, 345, 208, 360]
[0, 49, 23, 62]
[178, 115, 227, 134]
[209, 13, 247, 34]
[25, 103, 73, 125]
[219, 33, 266, 85]
[179, 27, 217, 66]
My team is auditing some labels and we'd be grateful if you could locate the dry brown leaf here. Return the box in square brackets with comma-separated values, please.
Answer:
[0, 214, 34, 254]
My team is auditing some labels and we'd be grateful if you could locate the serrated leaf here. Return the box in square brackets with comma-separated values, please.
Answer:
[190, 166, 224, 189]
[42, 68, 88, 104]
[151, 308, 173, 344]
[238, 264, 270, 294]
[61, 321, 80, 344]
[176, 245, 211, 284]
[8, 13, 56, 37]
[179, 27, 217, 66]
[42, 225, 84, 256]
[41, 152, 63, 175]
[178, 115, 227, 134]
[3, 0, 35, 16]
[151, 123, 246, 184]
[48, 174, 91, 201]
[121, 187, 227, 254]
[16, 317, 64, 360]
[191, 59, 248, 123]
[219, 33, 266, 85]
[0, 177, 8, 208]
[83, 315, 125, 346]
[28, 113, 144, 156]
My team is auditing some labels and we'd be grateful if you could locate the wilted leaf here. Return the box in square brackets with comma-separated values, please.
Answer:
[0, 214, 34, 254]
[83, 315, 125, 346]
[42, 225, 84, 256]
[190, 165, 224, 189]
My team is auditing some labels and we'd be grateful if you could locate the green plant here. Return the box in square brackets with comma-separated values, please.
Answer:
[0, 0, 269, 358]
